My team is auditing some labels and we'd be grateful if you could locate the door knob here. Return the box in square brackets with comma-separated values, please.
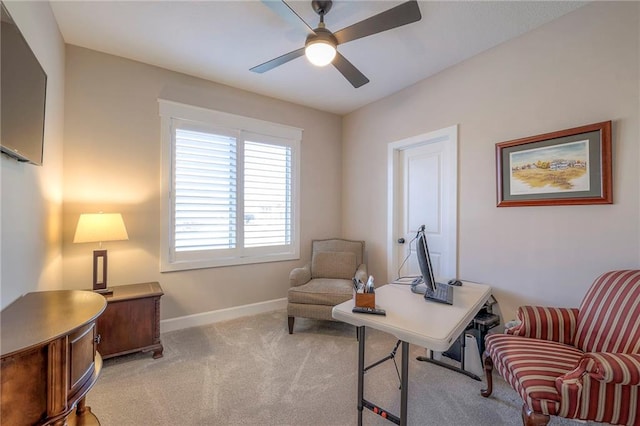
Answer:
[397, 238, 405, 244]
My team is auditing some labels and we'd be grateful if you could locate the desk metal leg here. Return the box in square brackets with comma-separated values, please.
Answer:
[357, 332, 406, 425]
[357, 326, 365, 426]
[416, 332, 482, 381]
[416, 352, 482, 381]
[400, 341, 409, 426]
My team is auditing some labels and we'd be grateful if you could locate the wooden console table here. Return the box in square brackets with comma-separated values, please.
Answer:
[1, 290, 106, 426]
[96, 282, 164, 359]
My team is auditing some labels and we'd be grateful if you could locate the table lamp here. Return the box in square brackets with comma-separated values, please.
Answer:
[73, 212, 129, 293]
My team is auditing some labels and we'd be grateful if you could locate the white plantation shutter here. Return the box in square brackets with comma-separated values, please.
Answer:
[159, 100, 301, 272]
[174, 128, 237, 252]
[244, 141, 292, 247]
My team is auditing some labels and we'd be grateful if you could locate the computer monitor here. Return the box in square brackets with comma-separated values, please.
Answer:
[416, 228, 437, 292]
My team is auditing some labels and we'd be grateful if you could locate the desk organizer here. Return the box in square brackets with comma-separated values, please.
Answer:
[355, 292, 375, 308]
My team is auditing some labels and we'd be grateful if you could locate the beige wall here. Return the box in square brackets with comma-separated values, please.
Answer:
[342, 2, 640, 322]
[62, 47, 343, 320]
[1, 2, 65, 309]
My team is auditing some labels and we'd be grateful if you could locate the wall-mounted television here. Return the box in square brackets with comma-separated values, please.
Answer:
[1, 2, 47, 165]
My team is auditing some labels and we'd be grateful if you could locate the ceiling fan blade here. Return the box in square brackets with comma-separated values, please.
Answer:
[332, 52, 369, 88]
[333, 0, 422, 45]
[261, 0, 316, 37]
[250, 47, 306, 73]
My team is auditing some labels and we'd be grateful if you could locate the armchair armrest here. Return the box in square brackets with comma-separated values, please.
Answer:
[555, 352, 640, 419]
[559, 353, 640, 386]
[289, 263, 311, 287]
[354, 264, 368, 284]
[508, 306, 579, 345]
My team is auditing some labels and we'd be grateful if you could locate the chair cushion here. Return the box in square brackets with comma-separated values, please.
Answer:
[287, 278, 353, 306]
[311, 251, 357, 280]
[485, 333, 584, 416]
[312, 239, 364, 266]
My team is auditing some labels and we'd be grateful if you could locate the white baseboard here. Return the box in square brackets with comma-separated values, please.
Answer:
[160, 297, 287, 333]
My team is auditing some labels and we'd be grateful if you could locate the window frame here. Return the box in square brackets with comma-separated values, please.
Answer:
[159, 100, 301, 272]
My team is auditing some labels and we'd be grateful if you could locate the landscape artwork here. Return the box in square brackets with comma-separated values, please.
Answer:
[509, 140, 590, 195]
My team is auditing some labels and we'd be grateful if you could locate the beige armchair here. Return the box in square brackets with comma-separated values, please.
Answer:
[287, 239, 367, 334]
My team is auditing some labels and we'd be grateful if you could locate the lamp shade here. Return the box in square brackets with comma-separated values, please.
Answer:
[73, 213, 129, 244]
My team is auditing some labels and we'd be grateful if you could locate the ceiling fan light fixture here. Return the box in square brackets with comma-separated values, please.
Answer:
[305, 40, 336, 66]
[305, 29, 337, 67]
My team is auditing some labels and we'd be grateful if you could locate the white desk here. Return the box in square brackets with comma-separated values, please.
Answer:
[332, 282, 491, 425]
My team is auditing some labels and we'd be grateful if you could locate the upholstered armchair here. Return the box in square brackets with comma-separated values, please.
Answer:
[481, 270, 640, 426]
[287, 239, 367, 334]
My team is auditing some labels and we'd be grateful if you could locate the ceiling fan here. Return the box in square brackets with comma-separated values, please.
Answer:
[250, 0, 422, 88]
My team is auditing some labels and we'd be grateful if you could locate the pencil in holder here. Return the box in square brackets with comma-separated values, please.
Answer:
[355, 292, 375, 308]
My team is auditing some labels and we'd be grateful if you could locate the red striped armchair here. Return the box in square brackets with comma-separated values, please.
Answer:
[481, 270, 640, 426]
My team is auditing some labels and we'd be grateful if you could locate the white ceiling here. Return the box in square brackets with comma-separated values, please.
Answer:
[50, 1, 586, 115]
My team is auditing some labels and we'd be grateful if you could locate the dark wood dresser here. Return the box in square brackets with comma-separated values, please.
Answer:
[96, 282, 164, 359]
[0, 290, 107, 426]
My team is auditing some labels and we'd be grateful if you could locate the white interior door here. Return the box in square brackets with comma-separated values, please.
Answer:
[387, 125, 458, 283]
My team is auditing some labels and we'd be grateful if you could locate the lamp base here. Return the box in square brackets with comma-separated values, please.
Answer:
[93, 287, 113, 296]
[93, 249, 109, 292]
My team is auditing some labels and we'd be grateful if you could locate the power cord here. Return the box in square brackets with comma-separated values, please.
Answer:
[395, 227, 421, 281]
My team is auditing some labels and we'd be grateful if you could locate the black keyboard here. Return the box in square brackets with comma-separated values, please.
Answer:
[424, 283, 454, 305]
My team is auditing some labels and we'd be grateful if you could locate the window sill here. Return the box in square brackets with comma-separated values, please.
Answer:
[160, 251, 300, 273]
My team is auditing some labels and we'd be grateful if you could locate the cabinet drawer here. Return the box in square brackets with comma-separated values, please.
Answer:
[69, 323, 96, 397]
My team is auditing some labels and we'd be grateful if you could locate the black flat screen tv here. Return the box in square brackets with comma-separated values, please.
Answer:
[1, 2, 47, 165]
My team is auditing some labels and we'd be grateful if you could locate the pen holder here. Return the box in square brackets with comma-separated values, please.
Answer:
[355, 292, 375, 308]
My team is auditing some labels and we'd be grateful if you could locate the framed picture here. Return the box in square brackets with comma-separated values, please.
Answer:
[496, 121, 612, 207]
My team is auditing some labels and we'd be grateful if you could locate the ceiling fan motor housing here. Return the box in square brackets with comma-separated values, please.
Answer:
[305, 26, 337, 48]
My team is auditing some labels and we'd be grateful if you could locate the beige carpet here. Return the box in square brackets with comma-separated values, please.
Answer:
[87, 310, 603, 425]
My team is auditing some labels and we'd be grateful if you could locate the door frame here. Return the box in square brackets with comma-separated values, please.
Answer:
[386, 125, 458, 283]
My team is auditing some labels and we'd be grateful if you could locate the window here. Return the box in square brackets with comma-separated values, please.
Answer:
[159, 100, 301, 272]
